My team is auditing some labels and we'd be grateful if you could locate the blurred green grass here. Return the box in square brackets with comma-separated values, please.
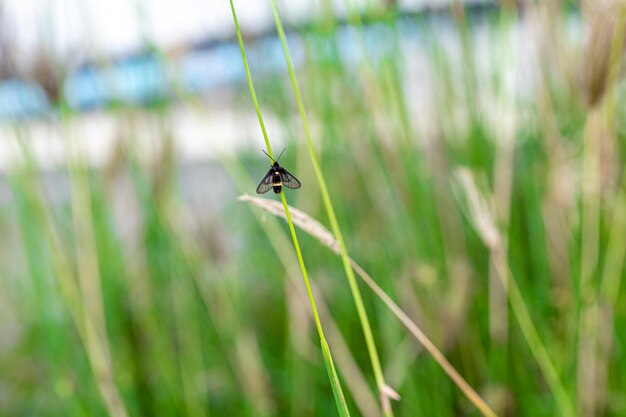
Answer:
[1, 2, 626, 416]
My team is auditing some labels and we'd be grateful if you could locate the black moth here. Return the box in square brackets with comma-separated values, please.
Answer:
[256, 148, 301, 194]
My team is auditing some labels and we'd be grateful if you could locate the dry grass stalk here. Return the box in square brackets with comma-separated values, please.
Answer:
[238, 194, 498, 417]
[578, 4, 626, 414]
[216, 156, 384, 417]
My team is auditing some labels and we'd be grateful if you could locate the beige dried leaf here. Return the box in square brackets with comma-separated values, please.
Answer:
[238, 194, 339, 253]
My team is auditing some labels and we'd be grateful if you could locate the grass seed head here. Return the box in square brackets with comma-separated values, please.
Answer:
[581, 0, 626, 108]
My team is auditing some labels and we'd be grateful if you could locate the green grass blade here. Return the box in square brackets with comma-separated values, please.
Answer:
[268, 1, 393, 415]
[229, 1, 351, 416]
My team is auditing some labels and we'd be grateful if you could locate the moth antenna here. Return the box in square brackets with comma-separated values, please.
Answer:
[261, 149, 275, 163]
[276, 148, 286, 162]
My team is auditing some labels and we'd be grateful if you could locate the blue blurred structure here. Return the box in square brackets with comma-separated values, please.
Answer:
[0, 79, 49, 120]
[64, 53, 170, 109]
[0, 33, 304, 120]
[0, 3, 497, 121]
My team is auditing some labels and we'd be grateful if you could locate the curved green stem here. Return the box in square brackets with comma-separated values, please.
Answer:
[268, 1, 393, 415]
[229, 1, 350, 415]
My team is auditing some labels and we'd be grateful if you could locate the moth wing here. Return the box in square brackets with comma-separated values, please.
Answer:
[279, 167, 301, 189]
[256, 169, 274, 194]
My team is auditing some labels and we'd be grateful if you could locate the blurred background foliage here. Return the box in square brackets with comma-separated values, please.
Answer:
[1, 0, 626, 416]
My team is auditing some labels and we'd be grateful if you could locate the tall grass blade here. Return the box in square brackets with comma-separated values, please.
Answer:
[12, 131, 130, 417]
[229, 1, 351, 415]
[267, 2, 394, 415]
[454, 170, 575, 417]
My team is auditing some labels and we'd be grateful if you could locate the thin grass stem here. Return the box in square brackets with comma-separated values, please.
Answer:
[229, 1, 351, 415]
[268, 2, 393, 415]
